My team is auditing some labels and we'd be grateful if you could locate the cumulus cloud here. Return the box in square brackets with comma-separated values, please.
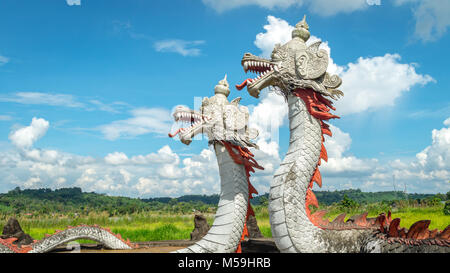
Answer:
[321, 125, 379, 176]
[254, 16, 295, 58]
[66, 0, 81, 6]
[325, 118, 450, 193]
[1, 117, 221, 197]
[154, 40, 205, 57]
[99, 107, 173, 140]
[252, 16, 434, 117]
[336, 54, 434, 115]
[395, 0, 450, 42]
[202, 0, 372, 16]
[247, 15, 447, 193]
[415, 118, 450, 171]
[249, 91, 287, 158]
[9, 117, 49, 149]
[254, 16, 342, 74]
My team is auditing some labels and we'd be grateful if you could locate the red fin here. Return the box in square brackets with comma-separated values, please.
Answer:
[375, 213, 387, 233]
[310, 210, 329, 227]
[305, 188, 319, 209]
[320, 143, 328, 162]
[235, 244, 242, 253]
[398, 228, 407, 238]
[429, 229, 438, 238]
[388, 218, 401, 237]
[406, 220, 430, 239]
[322, 127, 332, 137]
[438, 225, 450, 240]
[332, 213, 346, 224]
[248, 182, 258, 196]
[353, 212, 368, 227]
[312, 168, 322, 188]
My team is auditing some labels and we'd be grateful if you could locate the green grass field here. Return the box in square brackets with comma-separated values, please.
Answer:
[1, 204, 448, 242]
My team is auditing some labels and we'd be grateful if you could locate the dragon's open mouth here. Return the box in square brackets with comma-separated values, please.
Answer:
[168, 107, 211, 144]
[236, 59, 275, 91]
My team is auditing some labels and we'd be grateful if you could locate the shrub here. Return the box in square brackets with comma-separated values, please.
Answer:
[339, 195, 359, 211]
[444, 201, 450, 216]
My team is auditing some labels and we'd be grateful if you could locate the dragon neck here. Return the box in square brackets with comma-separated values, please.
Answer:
[270, 90, 340, 253]
[269, 94, 324, 252]
[175, 142, 250, 253]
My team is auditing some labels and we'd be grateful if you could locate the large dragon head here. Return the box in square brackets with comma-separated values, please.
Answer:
[236, 15, 343, 100]
[169, 75, 259, 148]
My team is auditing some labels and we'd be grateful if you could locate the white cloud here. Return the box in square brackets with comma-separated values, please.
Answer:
[88, 100, 129, 113]
[9, 117, 49, 149]
[253, 16, 434, 117]
[321, 125, 379, 176]
[2, 114, 449, 197]
[254, 16, 294, 58]
[416, 118, 450, 170]
[249, 16, 447, 193]
[307, 0, 369, 16]
[395, 0, 450, 42]
[154, 40, 205, 57]
[0, 92, 85, 108]
[249, 91, 287, 159]
[0, 92, 130, 114]
[0, 115, 12, 121]
[0, 55, 9, 66]
[336, 54, 434, 115]
[104, 152, 129, 165]
[99, 107, 173, 140]
[66, 0, 81, 6]
[202, 0, 372, 16]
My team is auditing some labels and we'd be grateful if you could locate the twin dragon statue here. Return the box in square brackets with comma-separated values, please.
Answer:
[1, 16, 448, 253]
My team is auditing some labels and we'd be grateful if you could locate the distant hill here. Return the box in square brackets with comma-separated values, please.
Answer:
[251, 189, 437, 206]
[0, 187, 442, 215]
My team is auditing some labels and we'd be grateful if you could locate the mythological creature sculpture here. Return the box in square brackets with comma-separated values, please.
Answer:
[0, 223, 134, 253]
[169, 76, 263, 252]
[236, 16, 449, 253]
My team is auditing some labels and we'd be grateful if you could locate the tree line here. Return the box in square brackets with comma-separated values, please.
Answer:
[0, 187, 447, 216]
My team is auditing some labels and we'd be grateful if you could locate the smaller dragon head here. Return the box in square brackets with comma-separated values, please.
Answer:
[236, 15, 343, 100]
[169, 75, 259, 148]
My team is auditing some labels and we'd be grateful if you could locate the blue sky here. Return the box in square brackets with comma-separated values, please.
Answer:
[0, 0, 449, 197]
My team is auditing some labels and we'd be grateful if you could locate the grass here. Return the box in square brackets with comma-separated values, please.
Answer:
[1, 204, 448, 242]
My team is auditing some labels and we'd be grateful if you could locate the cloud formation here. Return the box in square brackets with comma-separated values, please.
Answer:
[252, 16, 434, 117]
[99, 107, 173, 140]
[395, 0, 450, 42]
[202, 0, 371, 16]
[336, 54, 434, 115]
[154, 40, 205, 57]
[9, 117, 49, 149]
[246, 16, 447, 193]
[66, 0, 81, 6]
[0, 92, 85, 108]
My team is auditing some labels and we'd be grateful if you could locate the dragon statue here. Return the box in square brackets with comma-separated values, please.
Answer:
[0, 222, 135, 253]
[236, 16, 449, 253]
[169, 76, 263, 253]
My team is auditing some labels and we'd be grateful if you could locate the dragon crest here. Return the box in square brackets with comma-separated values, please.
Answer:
[170, 75, 258, 148]
[236, 15, 343, 100]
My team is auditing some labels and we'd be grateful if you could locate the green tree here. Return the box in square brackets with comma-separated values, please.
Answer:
[339, 195, 359, 210]
[444, 201, 450, 216]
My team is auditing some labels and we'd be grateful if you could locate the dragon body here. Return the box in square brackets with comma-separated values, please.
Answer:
[0, 224, 134, 253]
[169, 76, 263, 253]
[237, 16, 449, 253]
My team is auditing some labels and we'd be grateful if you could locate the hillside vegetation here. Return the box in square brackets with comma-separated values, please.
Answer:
[0, 187, 448, 242]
